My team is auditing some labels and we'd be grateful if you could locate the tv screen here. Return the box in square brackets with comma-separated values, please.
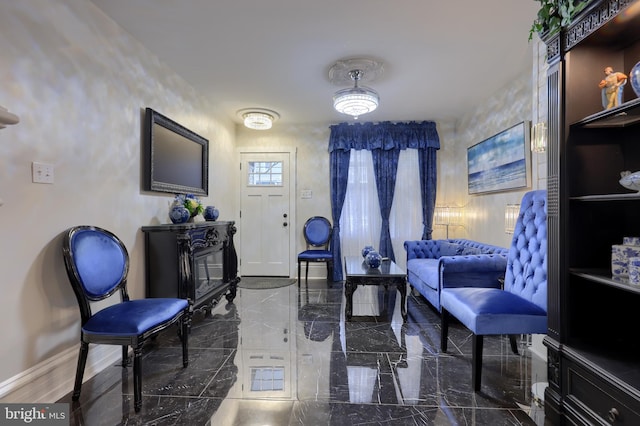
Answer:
[143, 107, 208, 196]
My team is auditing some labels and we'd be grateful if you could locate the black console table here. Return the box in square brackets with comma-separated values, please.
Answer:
[141, 221, 239, 315]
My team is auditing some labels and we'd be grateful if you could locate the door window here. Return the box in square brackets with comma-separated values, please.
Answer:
[247, 161, 283, 186]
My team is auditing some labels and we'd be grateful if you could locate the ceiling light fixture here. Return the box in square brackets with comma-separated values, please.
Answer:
[329, 58, 383, 120]
[237, 108, 279, 130]
[333, 70, 379, 119]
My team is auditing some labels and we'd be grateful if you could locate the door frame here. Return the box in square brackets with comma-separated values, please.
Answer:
[237, 147, 297, 278]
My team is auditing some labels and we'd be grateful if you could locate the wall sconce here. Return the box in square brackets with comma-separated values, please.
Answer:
[531, 122, 547, 153]
[0, 106, 19, 129]
[505, 204, 520, 234]
[434, 206, 463, 239]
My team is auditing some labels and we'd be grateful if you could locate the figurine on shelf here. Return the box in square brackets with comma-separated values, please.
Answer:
[598, 66, 627, 109]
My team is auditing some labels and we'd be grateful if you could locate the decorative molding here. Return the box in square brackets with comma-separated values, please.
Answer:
[544, 0, 636, 63]
[0, 345, 120, 403]
[546, 345, 561, 387]
[565, 0, 634, 51]
[545, 35, 561, 65]
[328, 57, 384, 85]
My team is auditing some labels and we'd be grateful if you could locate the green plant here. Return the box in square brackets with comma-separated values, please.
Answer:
[529, 0, 589, 41]
[175, 193, 204, 216]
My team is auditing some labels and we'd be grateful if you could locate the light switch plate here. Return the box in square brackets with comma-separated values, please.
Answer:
[32, 162, 54, 184]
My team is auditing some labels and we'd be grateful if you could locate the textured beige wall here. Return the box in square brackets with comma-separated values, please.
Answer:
[0, 0, 236, 385]
[436, 39, 547, 249]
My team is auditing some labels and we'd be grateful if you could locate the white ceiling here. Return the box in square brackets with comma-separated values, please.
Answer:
[89, 0, 540, 126]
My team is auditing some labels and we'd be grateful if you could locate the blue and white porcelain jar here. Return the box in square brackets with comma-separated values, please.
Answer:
[169, 205, 190, 224]
[204, 205, 219, 221]
[361, 245, 375, 258]
[366, 250, 382, 268]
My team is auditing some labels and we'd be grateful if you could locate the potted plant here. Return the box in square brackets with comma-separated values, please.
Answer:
[529, 0, 589, 41]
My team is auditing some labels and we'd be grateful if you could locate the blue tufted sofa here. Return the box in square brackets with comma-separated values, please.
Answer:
[403, 239, 509, 312]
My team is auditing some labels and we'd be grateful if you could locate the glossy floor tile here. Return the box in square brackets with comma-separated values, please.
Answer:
[58, 278, 548, 425]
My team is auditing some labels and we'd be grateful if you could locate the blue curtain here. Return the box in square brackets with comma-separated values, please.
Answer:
[329, 149, 351, 281]
[419, 147, 438, 240]
[328, 121, 439, 280]
[371, 148, 400, 261]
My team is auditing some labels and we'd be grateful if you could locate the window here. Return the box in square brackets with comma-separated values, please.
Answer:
[250, 367, 284, 391]
[247, 161, 283, 186]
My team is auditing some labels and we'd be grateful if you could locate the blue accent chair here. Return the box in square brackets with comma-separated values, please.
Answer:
[62, 226, 192, 412]
[297, 216, 333, 286]
[440, 190, 547, 391]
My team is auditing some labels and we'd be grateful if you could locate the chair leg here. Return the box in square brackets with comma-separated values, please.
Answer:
[327, 261, 333, 285]
[440, 308, 449, 352]
[122, 345, 129, 367]
[305, 262, 309, 284]
[133, 344, 143, 412]
[509, 335, 519, 355]
[72, 342, 89, 401]
[298, 261, 301, 287]
[182, 313, 190, 368]
[472, 334, 484, 392]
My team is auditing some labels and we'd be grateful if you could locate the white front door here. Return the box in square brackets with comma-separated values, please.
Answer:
[239, 151, 294, 276]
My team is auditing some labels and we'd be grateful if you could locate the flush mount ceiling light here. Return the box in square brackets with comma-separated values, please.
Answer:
[329, 58, 383, 119]
[237, 108, 280, 130]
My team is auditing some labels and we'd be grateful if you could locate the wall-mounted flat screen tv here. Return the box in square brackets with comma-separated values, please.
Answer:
[143, 107, 208, 196]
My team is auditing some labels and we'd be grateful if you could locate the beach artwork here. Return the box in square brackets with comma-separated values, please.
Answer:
[467, 122, 530, 195]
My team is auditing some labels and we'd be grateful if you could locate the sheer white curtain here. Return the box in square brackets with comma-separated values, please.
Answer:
[340, 150, 381, 257]
[340, 150, 381, 315]
[390, 149, 423, 270]
[339, 149, 423, 314]
[340, 150, 422, 266]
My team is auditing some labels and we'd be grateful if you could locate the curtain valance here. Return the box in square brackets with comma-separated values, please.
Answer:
[328, 121, 440, 152]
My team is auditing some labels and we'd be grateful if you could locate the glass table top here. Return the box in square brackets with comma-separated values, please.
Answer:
[343, 256, 406, 277]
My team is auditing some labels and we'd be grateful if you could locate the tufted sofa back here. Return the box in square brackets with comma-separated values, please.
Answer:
[404, 239, 508, 260]
[504, 190, 547, 311]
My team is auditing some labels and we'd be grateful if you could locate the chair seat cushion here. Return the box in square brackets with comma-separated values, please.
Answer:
[298, 250, 332, 261]
[441, 287, 547, 335]
[83, 298, 189, 336]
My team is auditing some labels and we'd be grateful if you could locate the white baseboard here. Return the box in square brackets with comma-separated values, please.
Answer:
[0, 344, 120, 403]
[297, 263, 332, 280]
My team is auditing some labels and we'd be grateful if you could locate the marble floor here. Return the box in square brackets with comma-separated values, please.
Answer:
[58, 278, 548, 425]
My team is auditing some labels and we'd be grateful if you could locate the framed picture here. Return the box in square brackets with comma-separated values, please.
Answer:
[467, 121, 531, 195]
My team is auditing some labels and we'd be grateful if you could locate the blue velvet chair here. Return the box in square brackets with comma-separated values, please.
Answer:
[440, 190, 547, 391]
[62, 226, 191, 412]
[297, 216, 333, 286]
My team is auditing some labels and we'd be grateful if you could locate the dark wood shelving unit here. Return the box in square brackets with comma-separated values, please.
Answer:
[543, 0, 640, 423]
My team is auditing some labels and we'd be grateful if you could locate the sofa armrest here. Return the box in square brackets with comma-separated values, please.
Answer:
[439, 254, 507, 289]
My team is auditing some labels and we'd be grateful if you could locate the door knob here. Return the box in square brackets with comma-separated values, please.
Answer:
[283, 222, 288, 227]
[283, 213, 288, 218]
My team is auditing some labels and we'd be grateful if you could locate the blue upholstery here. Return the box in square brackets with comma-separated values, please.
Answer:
[404, 239, 509, 312]
[73, 230, 127, 299]
[63, 226, 191, 412]
[440, 190, 547, 391]
[83, 298, 189, 336]
[298, 217, 333, 286]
